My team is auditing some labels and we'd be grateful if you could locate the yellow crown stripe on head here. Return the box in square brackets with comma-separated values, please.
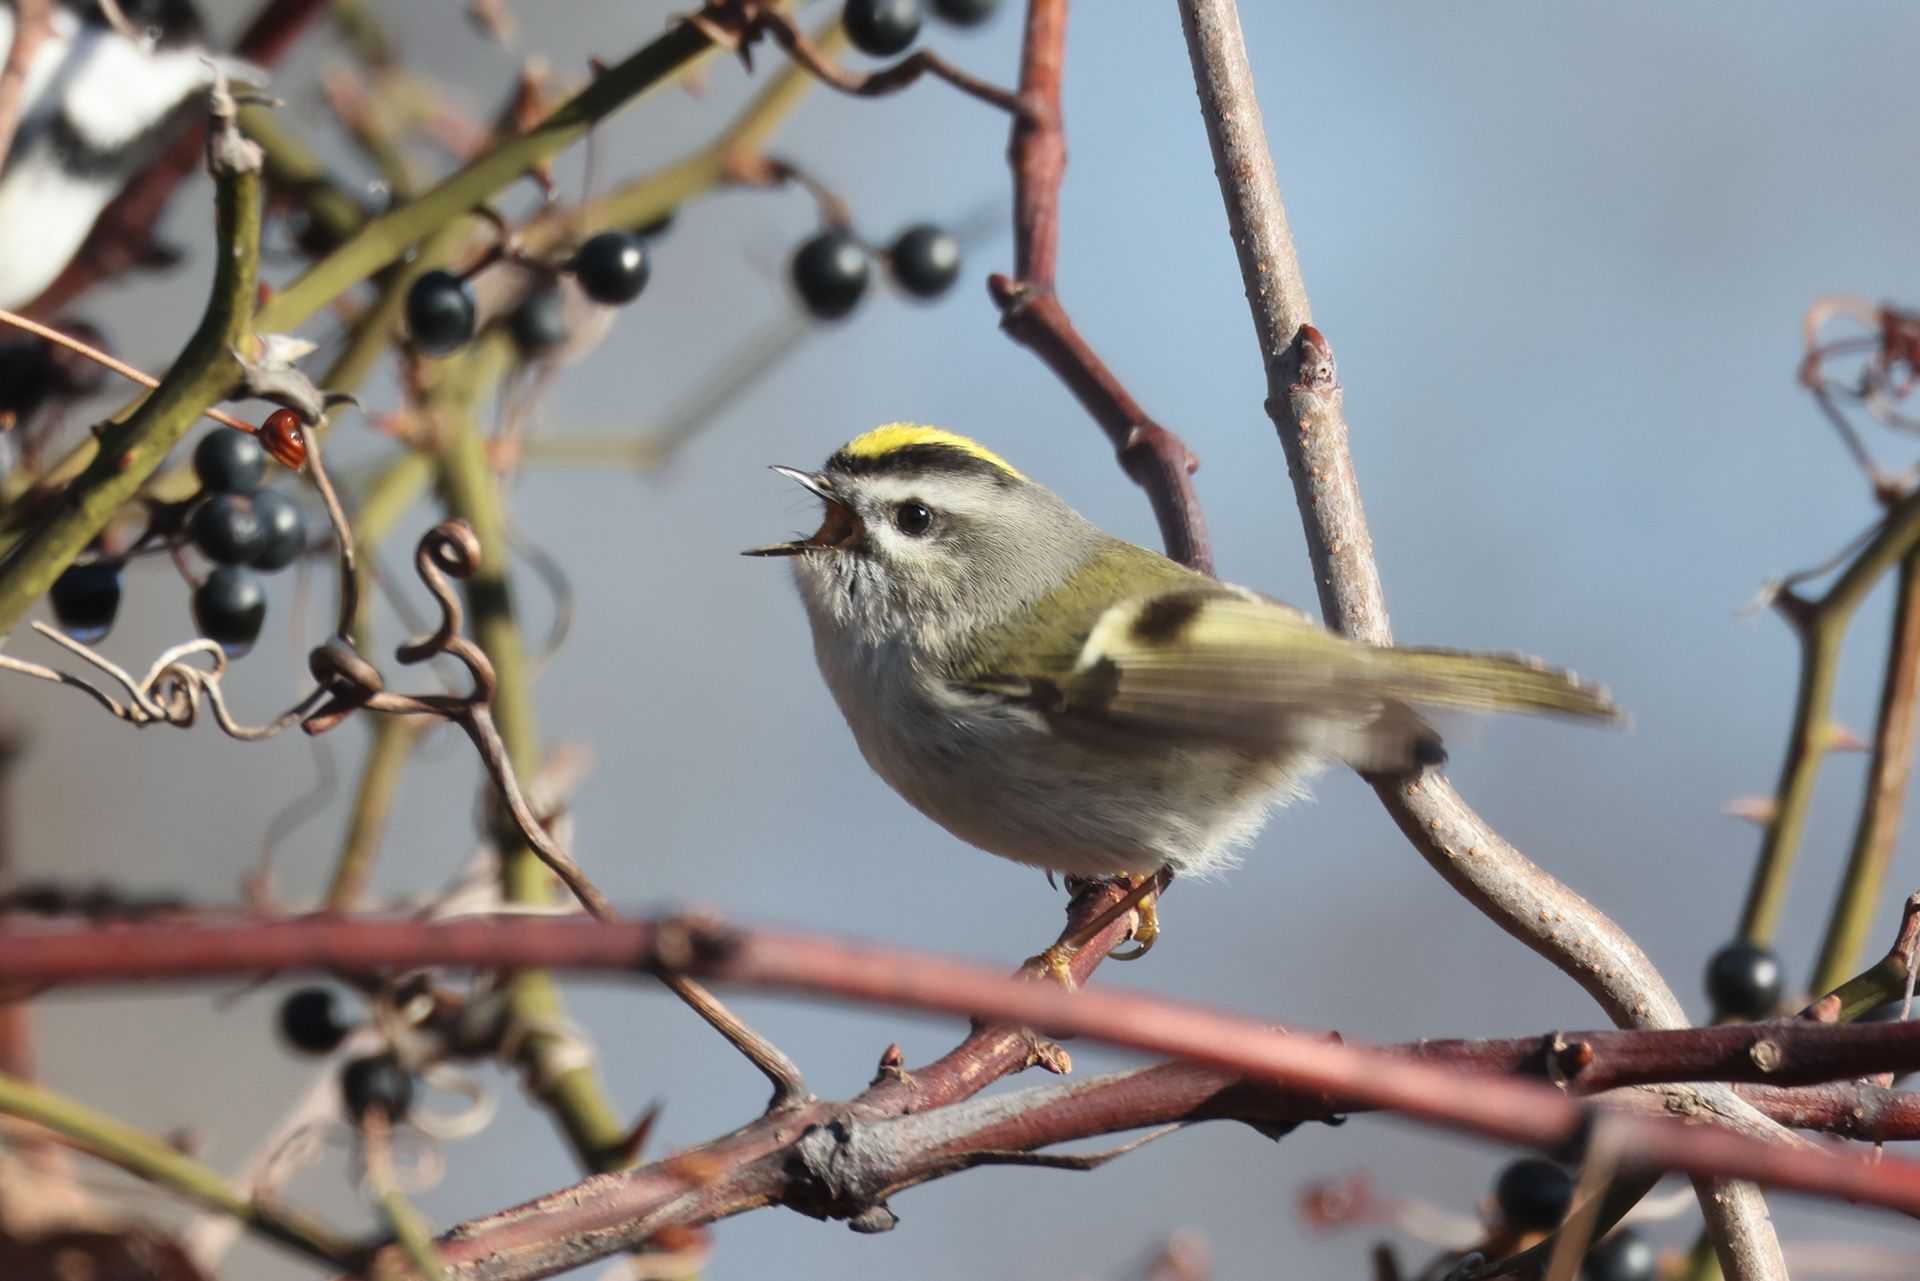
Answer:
[841, 424, 1027, 481]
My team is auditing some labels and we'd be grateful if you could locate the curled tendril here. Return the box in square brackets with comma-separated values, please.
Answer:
[299, 520, 614, 920]
[0, 626, 325, 738]
[0, 515, 614, 920]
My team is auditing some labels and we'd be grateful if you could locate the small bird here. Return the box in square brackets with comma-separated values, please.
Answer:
[0, 0, 244, 309]
[750, 425, 1621, 957]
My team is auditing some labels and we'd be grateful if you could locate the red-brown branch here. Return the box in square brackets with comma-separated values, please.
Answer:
[6, 912, 1920, 1220]
[984, 0, 1212, 574]
[23, 0, 330, 318]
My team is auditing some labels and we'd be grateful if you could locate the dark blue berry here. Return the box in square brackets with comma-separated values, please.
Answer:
[844, 0, 922, 56]
[249, 489, 307, 573]
[571, 232, 650, 305]
[341, 1053, 413, 1123]
[1582, 1228, 1656, 1281]
[889, 223, 961, 298]
[792, 232, 870, 320]
[193, 428, 266, 495]
[193, 566, 266, 652]
[1494, 1157, 1572, 1231]
[509, 284, 571, 353]
[405, 269, 476, 356]
[190, 493, 264, 566]
[49, 563, 121, 641]
[1706, 941, 1782, 1021]
[279, 988, 351, 1055]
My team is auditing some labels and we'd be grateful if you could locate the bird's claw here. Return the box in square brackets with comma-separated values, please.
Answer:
[1108, 876, 1162, 961]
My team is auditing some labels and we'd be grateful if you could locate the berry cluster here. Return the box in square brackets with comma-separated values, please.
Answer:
[791, 222, 961, 320]
[405, 229, 655, 358]
[185, 426, 309, 653]
[47, 411, 311, 650]
[278, 986, 415, 1125]
[842, 0, 999, 58]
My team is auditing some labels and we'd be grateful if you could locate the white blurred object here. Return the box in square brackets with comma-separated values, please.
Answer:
[0, 0, 256, 308]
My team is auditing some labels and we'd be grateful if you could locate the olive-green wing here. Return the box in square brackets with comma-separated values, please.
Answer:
[958, 587, 1622, 758]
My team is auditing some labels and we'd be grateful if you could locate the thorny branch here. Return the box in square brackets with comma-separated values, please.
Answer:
[6, 911, 1920, 1281]
[1172, 0, 1788, 1277]
[989, 0, 1211, 573]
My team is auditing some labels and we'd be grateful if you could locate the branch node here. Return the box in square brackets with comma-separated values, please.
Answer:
[1290, 323, 1338, 392]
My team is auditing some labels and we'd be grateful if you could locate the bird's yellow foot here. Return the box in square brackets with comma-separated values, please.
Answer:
[1108, 874, 1162, 961]
[1026, 942, 1081, 989]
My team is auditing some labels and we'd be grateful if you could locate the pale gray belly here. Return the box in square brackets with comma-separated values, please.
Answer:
[850, 684, 1314, 879]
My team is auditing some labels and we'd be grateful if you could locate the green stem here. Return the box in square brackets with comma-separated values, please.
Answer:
[1739, 484, 1920, 944]
[1812, 543, 1920, 992]
[526, 20, 846, 257]
[0, 1071, 358, 1267]
[1738, 620, 1841, 944]
[376, 1185, 448, 1281]
[429, 335, 627, 1171]
[326, 717, 423, 909]
[0, 162, 260, 636]
[255, 19, 730, 335]
[1820, 951, 1915, 1021]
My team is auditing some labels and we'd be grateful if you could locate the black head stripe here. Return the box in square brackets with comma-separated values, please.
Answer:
[827, 443, 1020, 485]
[1129, 593, 1210, 646]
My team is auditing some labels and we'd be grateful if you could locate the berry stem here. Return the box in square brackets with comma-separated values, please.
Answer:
[254, 15, 734, 336]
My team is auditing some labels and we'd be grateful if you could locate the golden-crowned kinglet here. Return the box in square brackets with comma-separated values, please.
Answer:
[749, 425, 1621, 903]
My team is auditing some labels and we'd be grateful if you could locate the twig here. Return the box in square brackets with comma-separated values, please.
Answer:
[0, 1070, 358, 1268]
[254, 11, 748, 336]
[756, 8, 1026, 116]
[1741, 485, 1920, 945]
[1812, 543, 1920, 991]
[1808, 893, 1920, 1023]
[983, 0, 1211, 573]
[363, 1111, 451, 1281]
[658, 973, 809, 1112]
[1171, 2, 1788, 1277]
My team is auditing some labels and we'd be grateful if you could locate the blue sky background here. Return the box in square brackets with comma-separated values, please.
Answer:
[12, 3, 1920, 1277]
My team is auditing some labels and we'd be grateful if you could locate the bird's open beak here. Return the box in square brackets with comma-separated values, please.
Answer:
[743, 466, 862, 557]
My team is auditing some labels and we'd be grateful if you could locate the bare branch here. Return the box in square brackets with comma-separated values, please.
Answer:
[1172, 1, 1788, 1275]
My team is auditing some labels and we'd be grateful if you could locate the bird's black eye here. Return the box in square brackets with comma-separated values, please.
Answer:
[893, 501, 934, 536]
